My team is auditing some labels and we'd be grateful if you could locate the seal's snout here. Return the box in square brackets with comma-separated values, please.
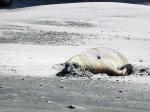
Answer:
[121, 64, 133, 75]
[56, 63, 74, 77]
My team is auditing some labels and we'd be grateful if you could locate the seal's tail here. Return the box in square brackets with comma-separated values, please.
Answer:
[120, 64, 133, 75]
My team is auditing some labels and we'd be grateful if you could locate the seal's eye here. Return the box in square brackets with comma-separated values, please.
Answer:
[73, 63, 79, 68]
[85, 68, 88, 71]
[97, 55, 101, 59]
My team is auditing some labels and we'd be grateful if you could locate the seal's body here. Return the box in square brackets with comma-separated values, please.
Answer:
[57, 48, 133, 76]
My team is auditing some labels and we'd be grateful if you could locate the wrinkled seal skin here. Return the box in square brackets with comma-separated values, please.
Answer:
[56, 48, 133, 77]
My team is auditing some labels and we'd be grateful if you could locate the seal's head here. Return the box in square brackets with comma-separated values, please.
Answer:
[56, 63, 76, 77]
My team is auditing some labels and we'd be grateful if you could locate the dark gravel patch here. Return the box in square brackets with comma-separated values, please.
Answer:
[0, 24, 87, 45]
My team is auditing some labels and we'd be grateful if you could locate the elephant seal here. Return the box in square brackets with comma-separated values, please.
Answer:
[56, 48, 133, 77]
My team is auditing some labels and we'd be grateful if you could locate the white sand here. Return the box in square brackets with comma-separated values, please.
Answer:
[0, 2, 150, 82]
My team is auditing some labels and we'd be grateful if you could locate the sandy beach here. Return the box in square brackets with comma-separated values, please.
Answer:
[0, 2, 150, 111]
[0, 75, 150, 112]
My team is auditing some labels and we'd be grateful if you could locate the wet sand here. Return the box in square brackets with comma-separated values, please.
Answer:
[0, 75, 150, 112]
